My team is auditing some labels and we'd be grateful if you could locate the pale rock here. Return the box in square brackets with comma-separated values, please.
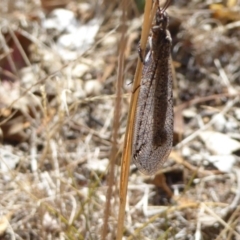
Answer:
[0, 149, 20, 180]
[84, 80, 102, 96]
[182, 146, 191, 157]
[199, 131, 240, 154]
[42, 212, 60, 232]
[87, 158, 108, 173]
[72, 64, 89, 78]
[206, 155, 235, 172]
[235, 108, 240, 120]
[182, 108, 196, 119]
[57, 17, 101, 53]
[212, 114, 226, 132]
[42, 9, 77, 32]
[101, 35, 118, 47]
[191, 154, 204, 163]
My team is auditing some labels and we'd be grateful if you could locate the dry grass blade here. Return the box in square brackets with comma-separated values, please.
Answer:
[116, 1, 157, 239]
[1, 0, 240, 238]
[101, 1, 127, 239]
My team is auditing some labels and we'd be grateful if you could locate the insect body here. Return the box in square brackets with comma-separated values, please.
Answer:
[132, 1, 173, 175]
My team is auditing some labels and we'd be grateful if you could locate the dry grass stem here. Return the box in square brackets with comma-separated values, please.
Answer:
[0, 0, 240, 239]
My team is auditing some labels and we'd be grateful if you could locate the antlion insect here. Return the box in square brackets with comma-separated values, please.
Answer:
[132, 0, 173, 175]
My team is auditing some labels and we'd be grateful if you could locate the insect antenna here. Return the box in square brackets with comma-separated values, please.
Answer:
[158, 0, 171, 12]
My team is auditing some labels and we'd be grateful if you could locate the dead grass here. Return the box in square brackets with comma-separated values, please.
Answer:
[0, 0, 240, 239]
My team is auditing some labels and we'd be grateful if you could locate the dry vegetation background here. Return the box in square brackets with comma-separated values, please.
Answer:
[0, 0, 240, 239]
